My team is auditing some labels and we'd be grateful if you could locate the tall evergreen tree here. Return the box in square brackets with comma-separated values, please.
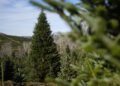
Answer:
[29, 11, 60, 82]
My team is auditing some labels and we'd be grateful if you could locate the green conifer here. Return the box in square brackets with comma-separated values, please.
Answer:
[29, 11, 60, 82]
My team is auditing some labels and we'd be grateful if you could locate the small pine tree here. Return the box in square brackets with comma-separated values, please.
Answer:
[29, 11, 60, 82]
[13, 58, 26, 83]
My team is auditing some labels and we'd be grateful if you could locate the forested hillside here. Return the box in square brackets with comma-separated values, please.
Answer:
[0, 33, 30, 45]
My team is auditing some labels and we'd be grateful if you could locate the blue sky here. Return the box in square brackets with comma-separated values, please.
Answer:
[0, 0, 79, 36]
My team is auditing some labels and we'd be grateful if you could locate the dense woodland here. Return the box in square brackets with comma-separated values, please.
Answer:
[0, 0, 120, 86]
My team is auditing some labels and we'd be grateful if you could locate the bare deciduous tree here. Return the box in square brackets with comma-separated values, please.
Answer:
[0, 42, 12, 57]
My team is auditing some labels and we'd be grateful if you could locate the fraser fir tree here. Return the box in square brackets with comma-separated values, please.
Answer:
[29, 11, 60, 82]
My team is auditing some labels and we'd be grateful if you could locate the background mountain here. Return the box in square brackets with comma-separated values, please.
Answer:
[0, 32, 75, 58]
[0, 33, 31, 47]
[0, 33, 31, 57]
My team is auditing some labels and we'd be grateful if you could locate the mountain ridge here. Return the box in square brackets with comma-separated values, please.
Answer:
[0, 32, 31, 47]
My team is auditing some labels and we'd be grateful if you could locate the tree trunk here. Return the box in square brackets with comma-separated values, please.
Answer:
[1, 61, 4, 86]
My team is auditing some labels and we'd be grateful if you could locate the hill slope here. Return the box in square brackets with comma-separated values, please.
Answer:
[0, 33, 31, 47]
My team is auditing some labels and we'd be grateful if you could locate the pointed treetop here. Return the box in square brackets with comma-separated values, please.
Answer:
[38, 9, 46, 21]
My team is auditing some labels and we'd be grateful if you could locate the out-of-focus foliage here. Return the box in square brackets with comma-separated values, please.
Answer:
[30, 0, 120, 36]
[30, 0, 120, 86]
[58, 46, 80, 81]
[52, 34, 120, 86]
